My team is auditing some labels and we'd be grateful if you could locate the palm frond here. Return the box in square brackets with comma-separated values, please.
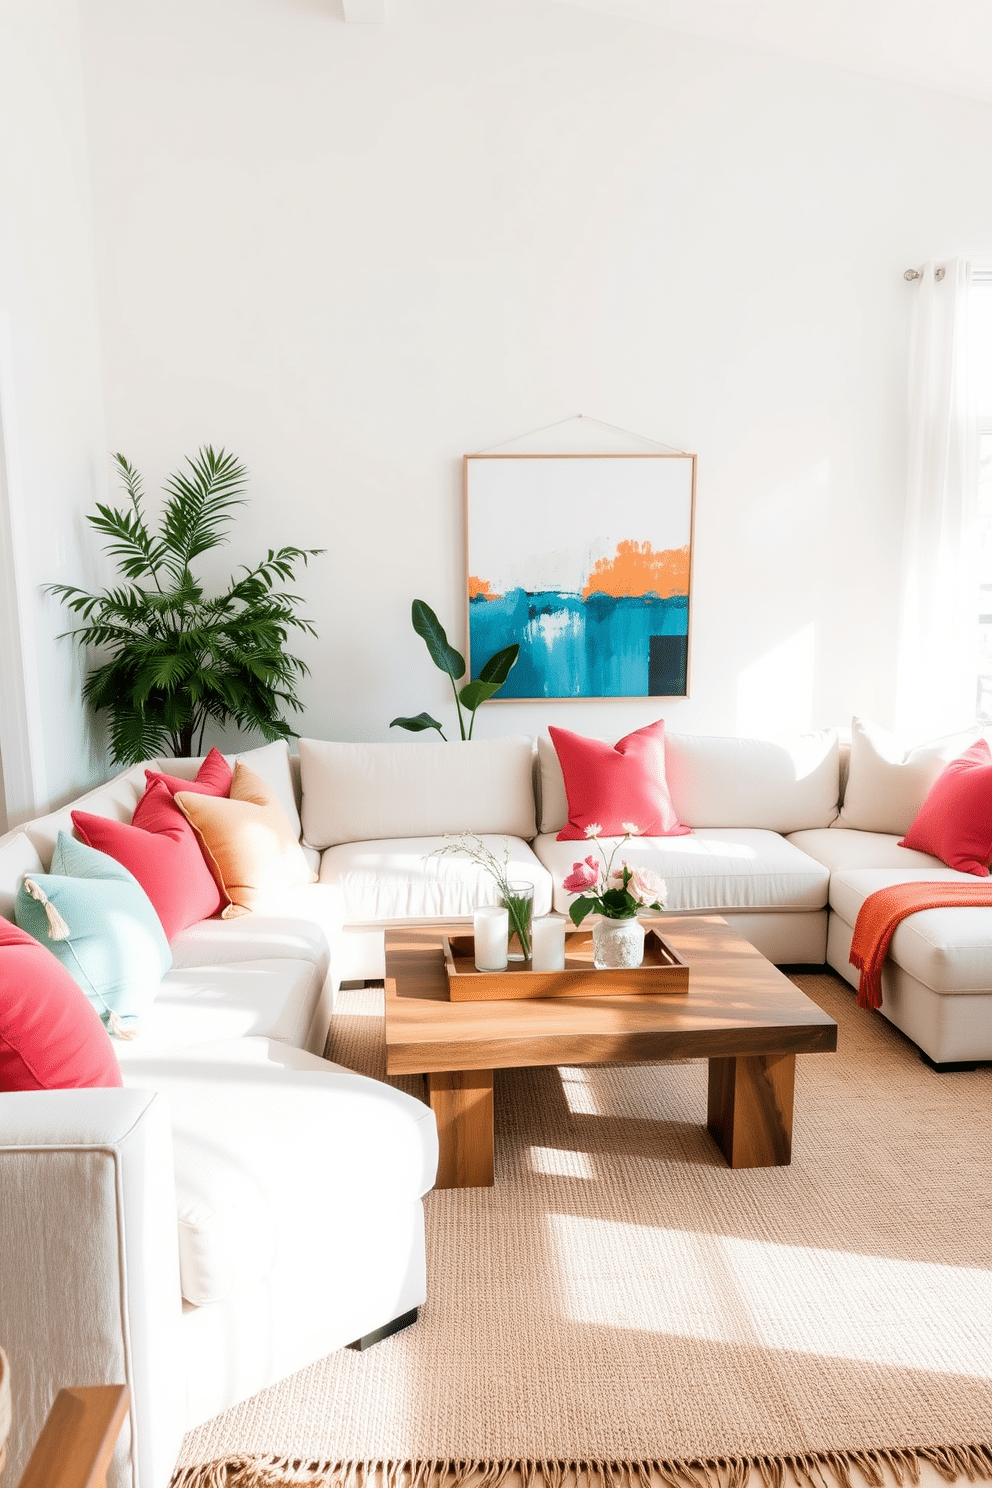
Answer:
[159, 446, 248, 580]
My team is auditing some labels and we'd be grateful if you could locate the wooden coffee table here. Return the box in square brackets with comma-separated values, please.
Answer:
[384, 915, 837, 1188]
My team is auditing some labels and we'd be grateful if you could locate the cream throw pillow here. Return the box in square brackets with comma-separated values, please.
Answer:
[176, 762, 317, 918]
[835, 716, 980, 835]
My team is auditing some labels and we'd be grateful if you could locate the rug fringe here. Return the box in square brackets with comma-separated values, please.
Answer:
[169, 1446, 992, 1488]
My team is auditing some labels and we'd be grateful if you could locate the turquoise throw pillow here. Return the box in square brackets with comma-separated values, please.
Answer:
[14, 832, 171, 1036]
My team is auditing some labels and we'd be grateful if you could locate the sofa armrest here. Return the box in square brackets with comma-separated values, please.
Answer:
[0, 1089, 186, 1488]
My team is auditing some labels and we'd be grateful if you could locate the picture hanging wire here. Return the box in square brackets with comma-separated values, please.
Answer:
[476, 414, 685, 454]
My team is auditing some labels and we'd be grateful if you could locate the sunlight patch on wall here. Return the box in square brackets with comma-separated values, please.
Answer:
[736, 625, 815, 737]
[548, 1214, 992, 1377]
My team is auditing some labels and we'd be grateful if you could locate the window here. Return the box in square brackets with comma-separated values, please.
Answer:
[973, 270, 992, 719]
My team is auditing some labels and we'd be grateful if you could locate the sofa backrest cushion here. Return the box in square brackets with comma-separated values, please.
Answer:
[0, 917, 123, 1091]
[22, 765, 148, 868]
[299, 735, 537, 849]
[0, 832, 45, 922]
[836, 716, 980, 835]
[539, 728, 839, 835]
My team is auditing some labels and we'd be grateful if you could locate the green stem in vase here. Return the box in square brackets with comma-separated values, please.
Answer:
[502, 892, 532, 960]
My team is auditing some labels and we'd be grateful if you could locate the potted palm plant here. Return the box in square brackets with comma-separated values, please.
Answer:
[48, 446, 322, 765]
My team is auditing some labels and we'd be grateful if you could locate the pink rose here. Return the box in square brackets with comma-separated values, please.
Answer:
[563, 855, 600, 894]
[629, 867, 667, 908]
[606, 865, 628, 891]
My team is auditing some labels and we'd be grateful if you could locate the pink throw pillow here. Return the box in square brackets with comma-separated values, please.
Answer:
[550, 720, 691, 841]
[0, 918, 123, 1091]
[899, 737, 992, 876]
[145, 746, 233, 799]
[72, 778, 226, 939]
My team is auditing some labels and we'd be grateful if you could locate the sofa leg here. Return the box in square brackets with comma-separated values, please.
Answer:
[920, 1050, 979, 1073]
[347, 1307, 419, 1351]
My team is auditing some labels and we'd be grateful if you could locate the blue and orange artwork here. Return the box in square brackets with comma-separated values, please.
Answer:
[465, 454, 694, 699]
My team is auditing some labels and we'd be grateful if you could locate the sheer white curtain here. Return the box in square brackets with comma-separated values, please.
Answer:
[895, 258, 978, 740]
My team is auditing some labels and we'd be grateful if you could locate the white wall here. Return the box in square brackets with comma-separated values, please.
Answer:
[73, 0, 992, 751]
[0, 0, 108, 819]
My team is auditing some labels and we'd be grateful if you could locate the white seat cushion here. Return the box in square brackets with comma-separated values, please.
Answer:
[319, 835, 553, 921]
[122, 1036, 438, 1307]
[533, 828, 829, 915]
[787, 827, 944, 874]
[168, 884, 344, 972]
[112, 958, 323, 1057]
[829, 867, 992, 994]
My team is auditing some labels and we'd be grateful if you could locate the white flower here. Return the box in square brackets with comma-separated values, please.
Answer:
[621, 822, 640, 836]
[606, 866, 627, 890]
[584, 823, 602, 838]
[629, 867, 667, 908]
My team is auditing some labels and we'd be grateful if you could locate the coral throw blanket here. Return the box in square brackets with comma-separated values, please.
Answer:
[849, 881, 992, 1009]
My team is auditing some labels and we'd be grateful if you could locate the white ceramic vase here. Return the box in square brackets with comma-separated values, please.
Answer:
[592, 917, 645, 970]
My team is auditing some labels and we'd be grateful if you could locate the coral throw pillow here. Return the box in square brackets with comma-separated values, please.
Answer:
[549, 720, 691, 841]
[0, 917, 123, 1091]
[899, 738, 992, 875]
[176, 761, 317, 917]
[145, 745, 233, 799]
[72, 778, 227, 939]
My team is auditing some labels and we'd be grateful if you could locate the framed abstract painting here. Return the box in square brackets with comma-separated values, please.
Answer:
[464, 452, 696, 699]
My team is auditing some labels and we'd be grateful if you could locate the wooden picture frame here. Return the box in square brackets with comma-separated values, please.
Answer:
[464, 452, 696, 699]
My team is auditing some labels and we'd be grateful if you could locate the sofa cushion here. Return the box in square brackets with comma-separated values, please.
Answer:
[534, 828, 829, 916]
[14, 833, 171, 1035]
[0, 918, 123, 1091]
[835, 717, 979, 835]
[898, 738, 992, 875]
[319, 835, 553, 921]
[537, 729, 839, 835]
[177, 762, 317, 917]
[22, 765, 148, 867]
[0, 831, 44, 922]
[299, 735, 537, 849]
[121, 1036, 438, 1307]
[829, 867, 992, 994]
[72, 779, 226, 938]
[549, 720, 689, 840]
[169, 884, 344, 974]
[112, 957, 323, 1057]
[787, 827, 943, 874]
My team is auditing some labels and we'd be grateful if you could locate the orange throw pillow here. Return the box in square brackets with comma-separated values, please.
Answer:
[175, 761, 316, 918]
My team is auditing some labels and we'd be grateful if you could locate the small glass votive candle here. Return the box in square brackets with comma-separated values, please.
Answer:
[473, 905, 509, 971]
[531, 914, 567, 972]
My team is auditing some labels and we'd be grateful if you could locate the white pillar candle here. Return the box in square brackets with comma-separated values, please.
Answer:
[473, 905, 508, 972]
[531, 915, 566, 972]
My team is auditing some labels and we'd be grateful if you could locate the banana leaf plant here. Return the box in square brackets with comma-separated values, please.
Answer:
[390, 599, 518, 741]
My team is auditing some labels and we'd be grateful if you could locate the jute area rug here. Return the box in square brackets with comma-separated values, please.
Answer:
[173, 972, 992, 1488]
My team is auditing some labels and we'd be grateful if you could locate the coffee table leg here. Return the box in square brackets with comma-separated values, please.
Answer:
[427, 1069, 495, 1189]
[706, 1053, 795, 1168]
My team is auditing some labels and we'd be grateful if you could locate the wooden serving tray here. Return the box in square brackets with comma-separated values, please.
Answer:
[442, 926, 690, 1002]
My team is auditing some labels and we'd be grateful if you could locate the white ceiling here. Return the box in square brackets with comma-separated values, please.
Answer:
[553, 0, 992, 105]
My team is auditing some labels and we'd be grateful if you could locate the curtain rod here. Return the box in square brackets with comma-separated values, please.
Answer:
[904, 266, 946, 281]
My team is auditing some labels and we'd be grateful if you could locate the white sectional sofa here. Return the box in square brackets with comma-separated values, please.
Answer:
[2, 722, 990, 1488]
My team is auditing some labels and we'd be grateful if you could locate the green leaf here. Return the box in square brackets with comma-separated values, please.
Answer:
[568, 895, 598, 927]
[389, 712, 446, 738]
[478, 643, 519, 688]
[411, 600, 464, 680]
[458, 678, 501, 712]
